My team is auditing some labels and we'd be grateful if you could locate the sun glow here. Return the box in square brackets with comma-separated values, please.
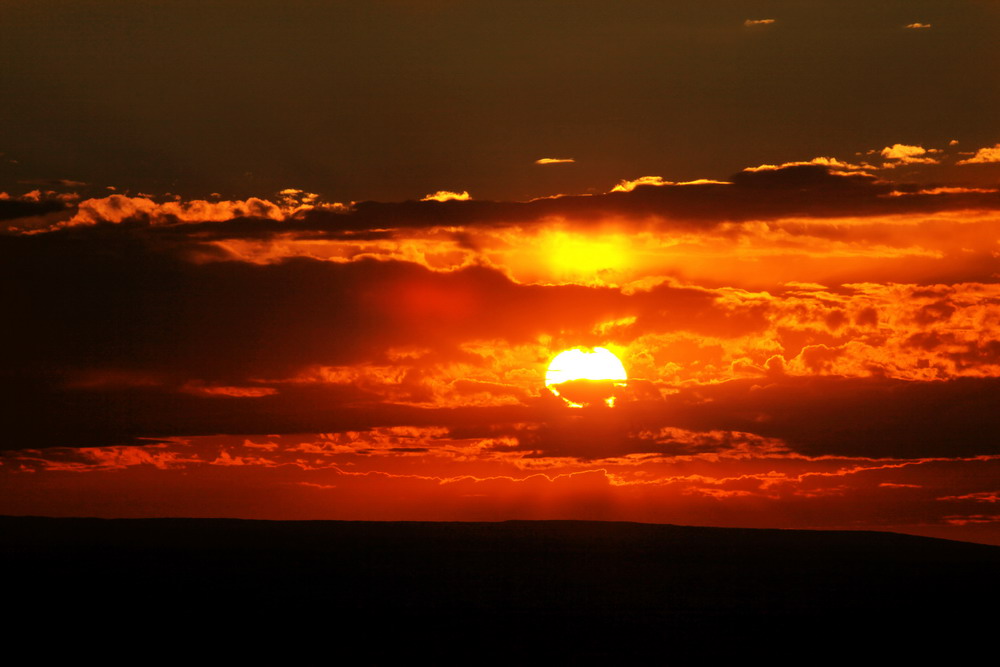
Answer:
[544, 231, 629, 282]
[545, 347, 628, 407]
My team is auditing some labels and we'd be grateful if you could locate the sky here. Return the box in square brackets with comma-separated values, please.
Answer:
[2, 1, 1000, 545]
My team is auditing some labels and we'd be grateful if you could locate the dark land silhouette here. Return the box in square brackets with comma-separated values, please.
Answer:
[4, 517, 996, 661]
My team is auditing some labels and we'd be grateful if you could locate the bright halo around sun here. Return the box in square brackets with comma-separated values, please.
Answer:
[545, 347, 628, 408]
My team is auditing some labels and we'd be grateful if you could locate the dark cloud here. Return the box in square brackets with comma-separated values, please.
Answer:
[492, 374, 1000, 460]
[2, 380, 535, 450]
[437, 369, 999, 462]
[0, 198, 66, 223]
[297, 166, 1000, 234]
[664, 375, 1000, 458]
[0, 231, 629, 381]
[6, 165, 1000, 240]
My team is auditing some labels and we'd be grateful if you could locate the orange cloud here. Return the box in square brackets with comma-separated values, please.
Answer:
[957, 143, 1000, 165]
[943, 515, 1000, 526]
[744, 157, 870, 175]
[744, 19, 775, 26]
[180, 382, 278, 398]
[610, 175, 671, 192]
[610, 176, 728, 193]
[9, 444, 201, 472]
[421, 190, 471, 202]
[889, 186, 998, 196]
[4, 160, 1000, 544]
[904, 23, 931, 29]
[63, 194, 341, 228]
[938, 491, 1000, 503]
[879, 144, 939, 165]
[5, 434, 999, 543]
[535, 158, 575, 165]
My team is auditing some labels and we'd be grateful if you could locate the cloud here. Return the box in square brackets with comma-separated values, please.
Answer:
[904, 23, 931, 30]
[3, 163, 1000, 471]
[665, 375, 1000, 458]
[66, 195, 295, 227]
[180, 381, 279, 398]
[957, 143, 1000, 165]
[421, 190, 471, 202]
[610, 176, 672, 192]
[609, 176, 728, 193]
[277, 189, 321, 206]
[745, 157, 870, 176]
[880, 144, 926, 160]
[728, 163, 880, 191]
[535, 158, 575, 165]
[7, 163, 1000, 243]
[879, 144, 939, 166]
[17, 178, 88, 188]
[6, 428, 999, 543]
[890, 186, 998, 196]
[0, 196, 66, 224]
[744, 19, 775, 27]
[939, 491, 1000, 503]
[6, 234, 1000, 458]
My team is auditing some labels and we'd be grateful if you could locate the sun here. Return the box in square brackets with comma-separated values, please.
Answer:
[545, 347, 628, 407]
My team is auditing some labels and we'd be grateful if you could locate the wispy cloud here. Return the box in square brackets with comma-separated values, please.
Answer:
[746, 156, 870, 175]
[17, 178, 88, 188]
[535, 158, 575, 165]
[744, 19, 775, 27]
[610, 176, 672, 192]
[939, 491, 1000, 503]
[905, 23, 932, 30]
[609, 176, 728, 193]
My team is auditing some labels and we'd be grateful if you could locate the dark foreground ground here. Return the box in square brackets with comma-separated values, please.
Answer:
[3, 517, 997, 662]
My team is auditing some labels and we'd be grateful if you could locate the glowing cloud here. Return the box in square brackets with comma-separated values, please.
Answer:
[745, 157, 869, 175]
[611, 176, 671, 192]
[880, 144, 939, 165]
[744, 19, 775, 26]
[538, 229, 631, 282]
[881, 144, 927, 159]
[957, 144, 1000, 165]
[535, 158, 575, 165]
[421, 190, 471, 202]
[62, 194, 342, 228]
[905, 23, 932, 29]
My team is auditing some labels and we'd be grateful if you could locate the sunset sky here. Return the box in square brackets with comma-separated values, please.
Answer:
[3, 1, 1000, 545]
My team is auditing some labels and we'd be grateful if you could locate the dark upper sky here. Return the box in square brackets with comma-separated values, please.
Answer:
[3, 0, 999, 202]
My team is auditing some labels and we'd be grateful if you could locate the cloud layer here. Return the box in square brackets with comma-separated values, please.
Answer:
[3, 162, 1000, 544]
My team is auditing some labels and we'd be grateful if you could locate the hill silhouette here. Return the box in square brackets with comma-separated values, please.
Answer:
[3, 517, 996, 660]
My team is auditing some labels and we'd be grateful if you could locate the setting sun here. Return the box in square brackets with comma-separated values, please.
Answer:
[545, 347, 628, 407]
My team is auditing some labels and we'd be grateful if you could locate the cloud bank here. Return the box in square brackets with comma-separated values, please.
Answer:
[3, 161, 1000, 543]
